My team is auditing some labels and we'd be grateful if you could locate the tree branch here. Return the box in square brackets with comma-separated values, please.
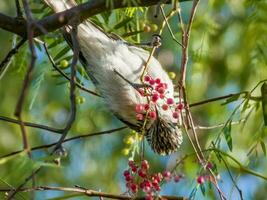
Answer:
[0, 185, 187, 200]
[0, 0, 189, 37]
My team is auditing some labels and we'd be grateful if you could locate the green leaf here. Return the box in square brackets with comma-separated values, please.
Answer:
[29, 67, 46, 110]
[221, 93, 245, 105]
[48, 38, 65, 49]
[260, 140, 266, 156]
[54, 46, 71, 61]
[112, 17, 133, 31]
[241, 98, 250, 113]
[261, 82, 267, 125]
[200, 183, 206, 196]
[189, 186, 198, 200]
[223, 121, 233, 151]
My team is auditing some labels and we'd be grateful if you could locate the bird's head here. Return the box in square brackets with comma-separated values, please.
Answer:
[146, 111, 183, 155]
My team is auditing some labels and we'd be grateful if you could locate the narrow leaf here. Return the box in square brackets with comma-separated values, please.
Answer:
[200, 183, 206, 196]
[260, 140, 266, 156]
[221, 93, 244, 105]
[223, 121, 233, 151]
[54, 46, 70, 61]
[112, 17, 133, 30]
[261, 82, 267, 125]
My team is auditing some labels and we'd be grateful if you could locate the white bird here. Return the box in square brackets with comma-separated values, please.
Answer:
[44, 0, 183, 155]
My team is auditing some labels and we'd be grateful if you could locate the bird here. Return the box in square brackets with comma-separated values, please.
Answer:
[44, 0, 183, 155]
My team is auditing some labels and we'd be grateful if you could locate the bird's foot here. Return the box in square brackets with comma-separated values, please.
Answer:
[113, 69, 152, 91]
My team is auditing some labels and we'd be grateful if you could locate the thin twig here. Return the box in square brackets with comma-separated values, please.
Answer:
[0, 127, 127, 159]
[0, 115, 64, 133]
[7, 168, 41, 200]
[189, 92, 249, 108]
[176, 0, 226, 199]
[179, 0, 199, 86]
[15, 0, 23, 18]
[195, 119, 246, 130]
[219, 155, 243, 200]
[159, 6, 183, 47]
[14, 0, 36, 154]
[52, 25, 79, 153]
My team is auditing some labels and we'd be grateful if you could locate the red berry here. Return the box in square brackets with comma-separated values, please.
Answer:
[125, 175, 133, 182]
[159, 94, 165, 99]
[144, 104, 150, 110]
[165, 176, 171, 182]
[143, 186, 152, 193]
[172, 112, 179, 119]
[149, 79, 155, 85]
[141, 160, 149, 170]
[132, 165, 138, 173]
[157, 87, 165, 94]
[138, 89, 145, 96]
[158, 83, 164, 88]
[152, 180, 159, 187]
[151, 93, 159, 102]
[128, 160, 135, 167]
[145, 195, 153, 200]
[149, 111, 157, 120]
[130, 183, 138, 193]
[135, 104, 144, 113]
[126, 182, 131, 188]
[153, 173, 163, 182]
[144, 75, 151, 82]
[136, 113, 144, 120]
[204, 175, 211, 181]
[176, 103, 184, 110]
[164, 83, 168, 89]
[123, 170, 130, 177]
[166, 98, 174, 105]
[140, 181, 145, 189]
[154, 185, 161, 191]
[206, 162, 213, 170]
[174, 175, 180, 183]
[163, 171, 171, 178]
[138, 169, 146, 178]
[162, 104, 168, 111]
[197, 175, 205, 184]
[155, 78, 161, 84]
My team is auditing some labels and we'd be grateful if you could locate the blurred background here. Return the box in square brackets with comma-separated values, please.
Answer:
[0, 0, 266, 199]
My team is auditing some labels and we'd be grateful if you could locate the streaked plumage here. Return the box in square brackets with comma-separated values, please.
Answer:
[44, 0, 183, 155]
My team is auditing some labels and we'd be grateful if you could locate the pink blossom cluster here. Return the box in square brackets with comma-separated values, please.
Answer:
[123, 160, 182, 200]
[135, 75, 184, 121]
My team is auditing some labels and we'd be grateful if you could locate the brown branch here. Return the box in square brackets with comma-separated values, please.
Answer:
[0, 0, 189, 37]
[9, 1, 37, 198]
[189, 92, 247, 107]
[179, 0, 199, 86]
[0, 186, 187, 200]
[0, 126, 127, 159]
[52, 26, 79, 153]
[176, 0, 226, 199]
[0, 115, 64, 134]
[14, 0, 36, 156]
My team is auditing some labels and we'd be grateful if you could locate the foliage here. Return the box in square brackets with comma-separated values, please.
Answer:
[0, 0, 266, 200]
